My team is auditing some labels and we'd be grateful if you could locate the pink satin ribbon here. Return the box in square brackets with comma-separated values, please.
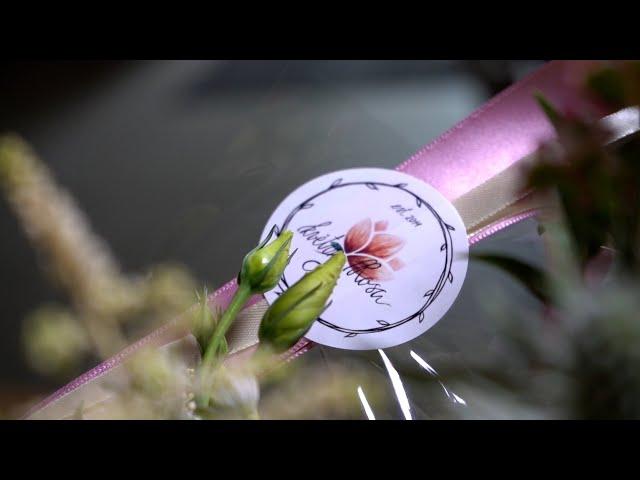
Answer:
[24, 60, 608, 418]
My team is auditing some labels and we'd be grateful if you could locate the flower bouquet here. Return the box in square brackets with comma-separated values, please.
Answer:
[3, 60, 640, 419]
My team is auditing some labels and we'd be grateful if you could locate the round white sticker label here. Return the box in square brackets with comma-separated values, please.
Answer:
[261, 168, 468, 350]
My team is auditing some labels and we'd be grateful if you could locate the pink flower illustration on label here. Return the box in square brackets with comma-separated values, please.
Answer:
[344, 218, 405, 281]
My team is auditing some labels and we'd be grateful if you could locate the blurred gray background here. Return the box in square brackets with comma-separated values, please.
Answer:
[0, 60, 546, 416]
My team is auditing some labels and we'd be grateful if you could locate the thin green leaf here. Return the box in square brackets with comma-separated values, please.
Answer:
[534, 93, 562, 132]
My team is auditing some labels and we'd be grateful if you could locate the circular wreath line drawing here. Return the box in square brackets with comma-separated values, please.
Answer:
[271, 177, 456, 337]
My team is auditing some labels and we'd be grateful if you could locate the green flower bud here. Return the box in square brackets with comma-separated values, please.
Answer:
[240, 229, 293, 293]
[259, 251, 346, 352]
[198, 230, 294, 409]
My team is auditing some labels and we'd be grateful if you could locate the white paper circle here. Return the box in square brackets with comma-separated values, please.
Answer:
[261, 168, 468, 350]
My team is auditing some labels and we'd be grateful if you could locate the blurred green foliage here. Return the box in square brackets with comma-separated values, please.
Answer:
[466, 61, 640, 419]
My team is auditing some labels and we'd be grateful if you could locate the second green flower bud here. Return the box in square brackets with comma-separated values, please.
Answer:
[259, 251, 346, 352]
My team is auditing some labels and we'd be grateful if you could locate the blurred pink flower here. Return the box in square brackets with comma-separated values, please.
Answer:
[344, 218, 405, 281]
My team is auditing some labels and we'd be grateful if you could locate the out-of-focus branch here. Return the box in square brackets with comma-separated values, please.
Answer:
[0, 134, 132, 357]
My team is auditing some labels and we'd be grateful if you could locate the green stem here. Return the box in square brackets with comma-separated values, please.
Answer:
[197, 283, 252, 407]
[203, 283, 252, 364]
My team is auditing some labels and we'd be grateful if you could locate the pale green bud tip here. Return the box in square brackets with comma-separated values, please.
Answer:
[192, 288, 217, 355]
[240, 230, 293, 293]
[259, 251, 346, 352]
